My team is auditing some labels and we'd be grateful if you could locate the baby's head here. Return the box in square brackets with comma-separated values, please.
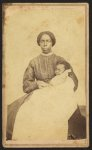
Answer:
[55, 64, 65, 75]
[55, 62, 71, 75]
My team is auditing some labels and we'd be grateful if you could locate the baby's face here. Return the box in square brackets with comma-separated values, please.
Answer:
[55, 64, 65, 75]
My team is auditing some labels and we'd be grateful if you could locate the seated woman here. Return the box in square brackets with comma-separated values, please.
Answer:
[7, 31, 78, 140]
[12, 62, 77, 141]
[23, 31, 78, 94]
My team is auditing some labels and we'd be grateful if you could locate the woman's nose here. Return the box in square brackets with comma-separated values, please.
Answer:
[44, 41, 47, 46]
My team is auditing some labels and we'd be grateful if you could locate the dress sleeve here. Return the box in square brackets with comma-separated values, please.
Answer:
[23, 60, 38, 93]
[56, 56, 78, 91]
[68, 71, 78, 92]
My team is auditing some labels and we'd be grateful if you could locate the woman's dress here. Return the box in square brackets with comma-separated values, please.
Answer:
[12, 53, 78, 141]
[12, 75, 77, 141]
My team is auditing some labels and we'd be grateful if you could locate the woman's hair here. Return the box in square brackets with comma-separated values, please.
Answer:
[37, 31, 56, 46]
[56, 61, 71, 70]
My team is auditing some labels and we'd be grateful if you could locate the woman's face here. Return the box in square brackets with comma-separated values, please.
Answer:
[39, 34, 52, 54]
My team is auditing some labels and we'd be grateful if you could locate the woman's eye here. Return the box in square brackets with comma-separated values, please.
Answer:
[46, 40, 50, 42]
[40, 40, 51, 43]
[56, 69, 59, 71]
[40, 40, 44, 43]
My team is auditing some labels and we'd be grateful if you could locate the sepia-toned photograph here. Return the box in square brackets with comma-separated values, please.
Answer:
[2, 3, 89, 147]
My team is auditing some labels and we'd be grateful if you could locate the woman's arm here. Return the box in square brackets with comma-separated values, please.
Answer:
[23, 61, 38, 93]
[68, 71, 78, 91]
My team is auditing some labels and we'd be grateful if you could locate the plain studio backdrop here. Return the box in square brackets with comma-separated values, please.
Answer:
[3, 4, 88, 106]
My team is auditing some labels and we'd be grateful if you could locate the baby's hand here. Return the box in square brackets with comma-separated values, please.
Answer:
[68, 71, 72, 77]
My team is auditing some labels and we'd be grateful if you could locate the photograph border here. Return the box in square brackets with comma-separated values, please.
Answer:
[1, 0, 92, 149]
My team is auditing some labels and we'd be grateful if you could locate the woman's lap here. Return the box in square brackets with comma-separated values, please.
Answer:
[12, 84, 77, 140]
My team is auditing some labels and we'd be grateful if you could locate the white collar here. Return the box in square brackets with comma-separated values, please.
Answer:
[41, 52, 53, 56]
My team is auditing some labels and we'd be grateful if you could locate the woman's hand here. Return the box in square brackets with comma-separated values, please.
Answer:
[37, 80, 49, 89]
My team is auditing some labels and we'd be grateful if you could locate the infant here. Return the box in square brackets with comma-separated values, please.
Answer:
[49, 63, 72, 86]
